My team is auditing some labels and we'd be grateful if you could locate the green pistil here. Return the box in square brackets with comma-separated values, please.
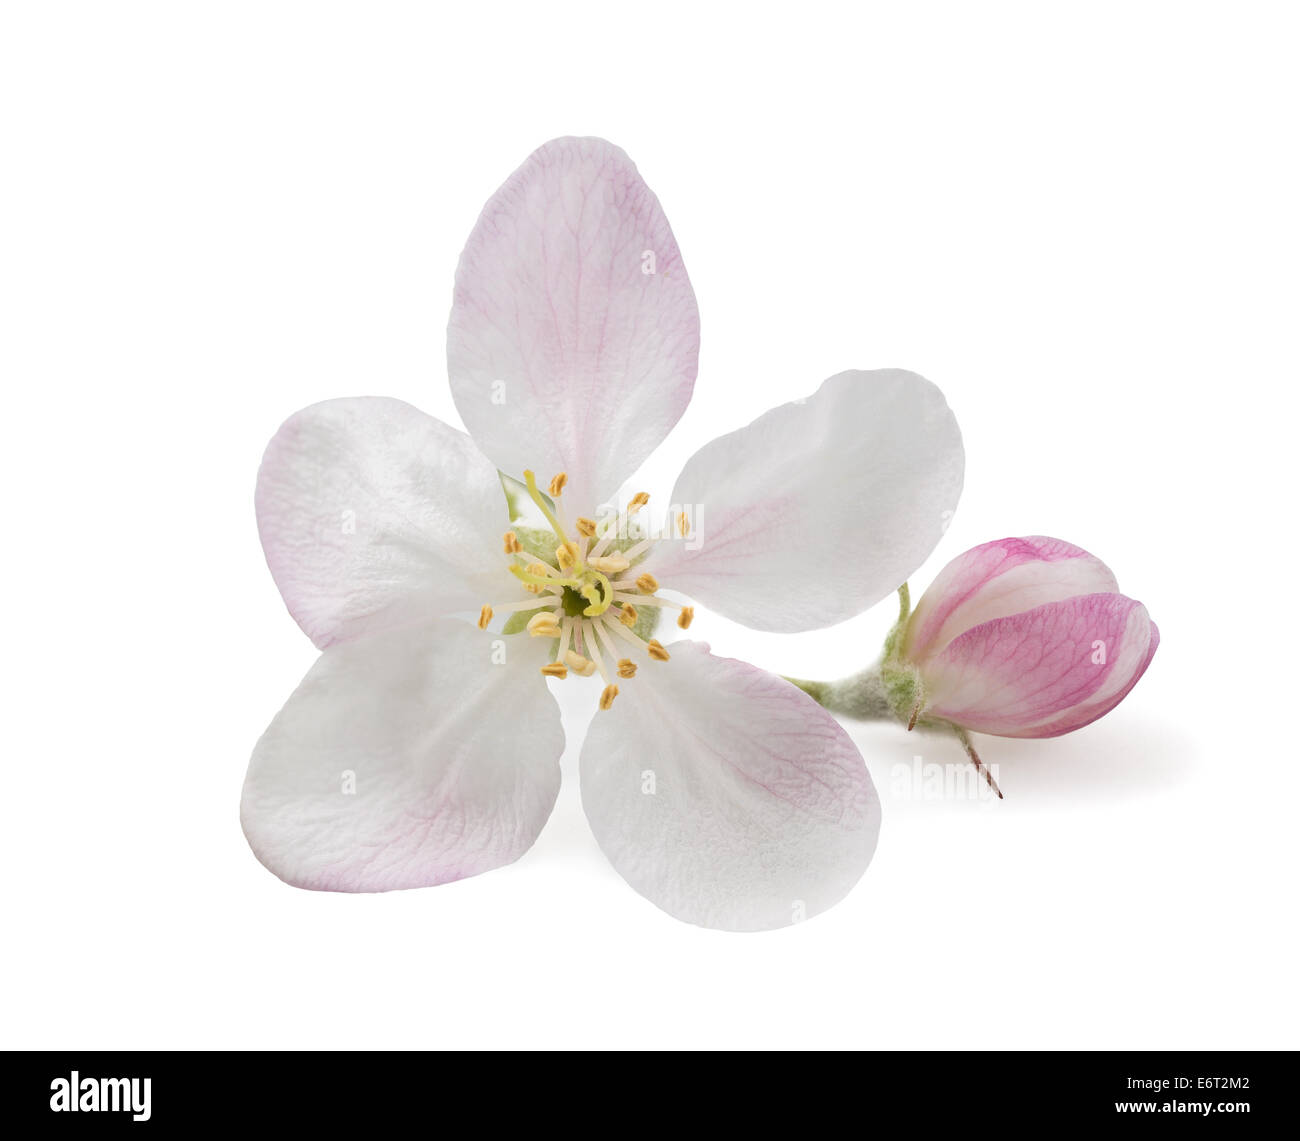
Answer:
[581, 569, 614, 617]
[508, 563, 579, 591]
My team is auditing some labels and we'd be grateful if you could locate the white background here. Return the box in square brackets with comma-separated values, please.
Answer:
[3, 1, 1296, 1049]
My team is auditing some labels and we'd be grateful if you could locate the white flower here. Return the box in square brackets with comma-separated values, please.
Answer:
[242, 137, 964, 930]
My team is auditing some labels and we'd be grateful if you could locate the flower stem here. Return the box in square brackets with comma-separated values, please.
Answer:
[784, 666, 894, 720]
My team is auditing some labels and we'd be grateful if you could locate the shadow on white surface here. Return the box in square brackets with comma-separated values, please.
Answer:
[839, 712, 1193, 807]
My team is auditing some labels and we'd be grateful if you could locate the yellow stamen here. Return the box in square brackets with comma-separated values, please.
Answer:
[647, 639, 670, 662]
[548, 472, 568, 497]
[565, 650, 596, 677]
[575, 516, 597, 538]
[627, 492, 650, 513]
[555, 542, 578, 570]
[526, 612, 562, 638]
[677, 511, 689, 538]
[523, 469, 570, 544]
[617, 658, 637, 679]
[599, 684, 619, 711]
[635, 572, 658, 594]
[677, 606, 695, 630]
[477, 605, 493, 630]
[619, 604, 638, 627]
[588, 554, 630, 574]
[503, 531, 521, 554]
[540, 662, 568, 679]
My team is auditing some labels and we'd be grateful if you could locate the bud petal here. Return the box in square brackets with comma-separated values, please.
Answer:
[900, 537, 1157, 738]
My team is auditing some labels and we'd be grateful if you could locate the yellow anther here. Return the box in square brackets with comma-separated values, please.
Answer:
[677, 511, 689, 538]
[548, 472, 568, 497]
[617, 658, 637, 679]
[565, 650, 596, 677]
[619, 604, 638, 627]
[526, 612, 562, 638]
[575, 516, 597, 538]
[599, 684, 620, 711]
[677, 606, 695, 630]
[503, 531, 521, 554]
[627, 492, 650, 513]
[647, 639, 670, 662]
[540, 662, 568, 679]
[555, 542, 578, 570]
[635, 572, 659, 594]
[588, 554, 630, 574]
[477, 605, 493, 630]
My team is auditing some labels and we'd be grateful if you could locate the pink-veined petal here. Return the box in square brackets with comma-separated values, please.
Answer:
[921, 594, 1158, 738]
[256, 397, 509, 649]
[448, 137, 700, 511]
[241, 619, 563, 891]
[580, 641, 880, 931]
[1025, 619, 1160, 738]
[903, 536, 1120, 663]
[652, 370, 963, 633]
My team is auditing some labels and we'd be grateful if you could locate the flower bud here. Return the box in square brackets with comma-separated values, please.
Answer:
[895, 536, 1158, 738]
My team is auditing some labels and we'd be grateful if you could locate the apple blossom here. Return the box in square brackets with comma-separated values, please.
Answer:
[242, 137, 966, 929]
[791, 536, 1158, 796]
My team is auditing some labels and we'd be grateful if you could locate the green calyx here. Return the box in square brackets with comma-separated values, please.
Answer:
[784, 582, 924, 726]
[880, 582, 925, 726]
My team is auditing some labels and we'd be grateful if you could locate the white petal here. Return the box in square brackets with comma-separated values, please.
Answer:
[580, 642, 879, 931]
[652, 370, 964, 633]
[241, 619, 562, 891]
[447, 137, 700, 511]
[256, 397, 509, 648]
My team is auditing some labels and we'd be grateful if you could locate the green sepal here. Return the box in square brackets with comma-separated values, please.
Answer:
[510, 526, 564, 566]
[500, 473, 529, 524]
[630, 598, 661, 642]
[880, 660, 923, 724]
[782, 583, 920, 724]
[881, 581, 912, 664]
[591, 516, 653, 566]
[502, 606, 548, 636]
[499, 472, 555, 527]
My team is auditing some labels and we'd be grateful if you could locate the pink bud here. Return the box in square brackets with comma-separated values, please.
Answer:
[901, 537, 1158, 738]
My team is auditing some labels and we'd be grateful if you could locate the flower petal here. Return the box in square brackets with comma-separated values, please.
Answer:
[922, 594, 1158, 738]
[580, 642, 880, 931]
[652, 370, 963, 633]
[447, 137, 700, 510]
[903, 536, 1120, 663]
[241, 619, 563, 891]
[1025, 618, 1160, 738]
[256, 397, 509, 649]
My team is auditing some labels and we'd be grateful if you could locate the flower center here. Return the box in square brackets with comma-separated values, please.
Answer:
[558, 586, 590, 618]
[476, 470, 695, 710]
